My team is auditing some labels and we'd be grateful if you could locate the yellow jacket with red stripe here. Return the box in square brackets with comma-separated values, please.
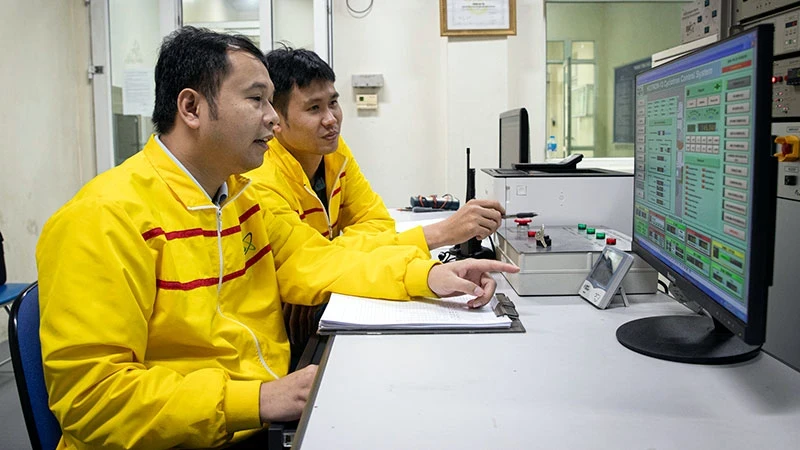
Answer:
[247, 136, 429, 251]
[36, 136, 436, 449]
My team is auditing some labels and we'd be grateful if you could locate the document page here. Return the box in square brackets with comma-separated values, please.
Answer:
[319, 293, 512, 331]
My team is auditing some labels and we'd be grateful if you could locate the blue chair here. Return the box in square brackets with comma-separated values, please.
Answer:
[8, 282, 62, 450]
[1, 283, 30, 364]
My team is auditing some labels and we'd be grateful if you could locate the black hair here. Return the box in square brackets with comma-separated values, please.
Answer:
[152, 26, 267, 134]
[265, 46, 336, 121]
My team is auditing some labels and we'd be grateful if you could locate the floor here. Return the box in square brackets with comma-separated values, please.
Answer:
[0, 339, 33, 450]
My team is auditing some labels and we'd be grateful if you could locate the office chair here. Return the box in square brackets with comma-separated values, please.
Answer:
[8, 282, 62, 450]
[1, 230, 31, 366]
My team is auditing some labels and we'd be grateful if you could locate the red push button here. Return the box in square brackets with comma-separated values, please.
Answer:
[515, 218, 532, 225]
[606, 237, 617, 245]
[527, 230, 537, 237]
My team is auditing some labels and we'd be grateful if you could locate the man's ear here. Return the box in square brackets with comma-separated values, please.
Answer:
[274, 112, 288, 133]
[176, 88, 203, 130]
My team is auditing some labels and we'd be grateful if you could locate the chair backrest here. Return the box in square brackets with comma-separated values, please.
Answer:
[8, 282, 62, 450]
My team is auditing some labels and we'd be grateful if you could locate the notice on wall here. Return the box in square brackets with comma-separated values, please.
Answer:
[446, 0, 511, 30]
[614, 58, 651, 143]
[681, 0, 721, 44]
[122, 68, 155, 117]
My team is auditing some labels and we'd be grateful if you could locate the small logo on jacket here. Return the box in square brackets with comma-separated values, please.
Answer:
[243, 232, 256, 255]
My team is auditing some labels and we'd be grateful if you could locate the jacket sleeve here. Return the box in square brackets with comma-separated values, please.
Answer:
[37, 199, 261, 449]
[332, 154, 430, 252]
[260, 192, 438, 305]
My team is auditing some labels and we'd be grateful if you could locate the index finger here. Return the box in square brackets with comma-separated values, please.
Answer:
[461, 259, 519, 274]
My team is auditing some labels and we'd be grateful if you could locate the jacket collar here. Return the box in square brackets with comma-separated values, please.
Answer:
[143, 135, 251, 210]
[266, 137, 347, 189]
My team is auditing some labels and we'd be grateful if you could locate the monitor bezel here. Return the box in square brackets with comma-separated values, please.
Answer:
[631, 25, 777, 345]
[498, 108, 530, 168]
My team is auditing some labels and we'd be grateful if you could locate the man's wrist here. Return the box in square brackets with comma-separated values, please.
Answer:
[422, 223, 445, 249]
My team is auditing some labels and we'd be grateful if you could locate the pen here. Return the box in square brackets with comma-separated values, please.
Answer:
[501, 212, 538, 219]
[411, 206, 439, 213]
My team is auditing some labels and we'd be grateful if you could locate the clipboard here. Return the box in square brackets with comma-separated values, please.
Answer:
[317, 293, 526, 335]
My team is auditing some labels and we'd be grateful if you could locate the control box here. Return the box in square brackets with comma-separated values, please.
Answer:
[356, 94, 378, 110]
[764, 123, 800, 373]
[495, 224, 658, 297]
[738, 6, 800, 56]
[733, 0, 798, 23]
[481, 168, 635, 236]
[773, 56, 800, 118]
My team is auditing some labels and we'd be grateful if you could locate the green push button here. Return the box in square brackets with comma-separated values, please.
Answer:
[586, 228, 595, 234]
[578, 223, 587, 231]
[596, 232, 606, 239]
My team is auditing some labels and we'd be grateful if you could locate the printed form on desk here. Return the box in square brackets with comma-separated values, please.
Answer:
[318, 293, 512, 332]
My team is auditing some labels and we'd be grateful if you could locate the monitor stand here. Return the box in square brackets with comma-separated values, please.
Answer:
[616, 315, 761, 365]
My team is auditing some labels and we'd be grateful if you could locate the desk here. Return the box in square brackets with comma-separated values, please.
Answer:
[295, 276, 800, 449]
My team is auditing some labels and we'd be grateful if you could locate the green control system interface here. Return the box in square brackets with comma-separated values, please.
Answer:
[634, 34, 758, 321]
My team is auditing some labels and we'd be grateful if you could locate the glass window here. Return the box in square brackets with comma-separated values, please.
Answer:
[183, 0, 261, 46]
[273, 0, 314, 50]
[547, 40, 565, 62]
[571, 41, 594, 60]
[545, 2, 683, 159]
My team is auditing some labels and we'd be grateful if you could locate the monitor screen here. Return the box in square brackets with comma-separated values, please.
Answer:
[618, 25, 776, 364]
[499, 108, 529, 169]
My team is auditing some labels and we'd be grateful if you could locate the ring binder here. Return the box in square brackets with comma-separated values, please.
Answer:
[493, 293, 519, 319]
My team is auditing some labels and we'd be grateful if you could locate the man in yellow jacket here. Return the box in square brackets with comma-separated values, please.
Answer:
[246, 48, 507, 350]
[36, 27, 516, 449]
[248, 47, 504, 255]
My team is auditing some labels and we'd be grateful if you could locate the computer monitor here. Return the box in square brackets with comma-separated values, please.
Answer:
[617, 25, 777, 364]
[499, 108, 530, 169]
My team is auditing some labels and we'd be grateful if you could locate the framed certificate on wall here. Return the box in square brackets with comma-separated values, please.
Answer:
[440, 0, 517, 37]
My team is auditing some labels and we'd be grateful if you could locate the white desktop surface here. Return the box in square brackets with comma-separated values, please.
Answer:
[297, 277, 800, 449]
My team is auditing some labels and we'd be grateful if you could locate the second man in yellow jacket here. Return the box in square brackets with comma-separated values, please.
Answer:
[247, 48, 507, 349]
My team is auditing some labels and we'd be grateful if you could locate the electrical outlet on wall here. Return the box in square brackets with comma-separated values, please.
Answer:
[356, 94, 378, 110]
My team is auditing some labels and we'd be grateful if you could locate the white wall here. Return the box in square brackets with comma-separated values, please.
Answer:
[333, 0, 546, 207]
[0, 0, 94, 337]
[333, 1, 448, 207]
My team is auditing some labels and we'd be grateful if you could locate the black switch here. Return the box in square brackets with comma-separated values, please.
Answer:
[785, 175, 798, 186]
[787, 68, 800, 86]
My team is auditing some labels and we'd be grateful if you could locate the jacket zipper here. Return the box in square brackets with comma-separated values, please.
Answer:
[303, 184, 333, 238]
[303, 156, 347, 239]
[214, 201, 279, 380]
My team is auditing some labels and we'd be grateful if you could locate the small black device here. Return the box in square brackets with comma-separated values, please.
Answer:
[499, 108, 530, 169]
[616, 25, 776, 365]
[449, 148, 495, 261]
